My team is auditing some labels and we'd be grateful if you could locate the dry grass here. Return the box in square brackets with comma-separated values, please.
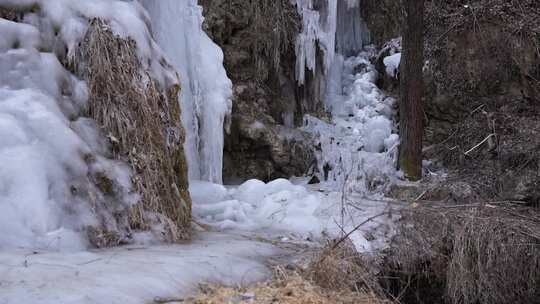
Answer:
[183, 240, 391, 304]
[74, 19, 191, 245]
[384, 202, 540, 304]
[306, 239, 384, 295]
[188, 272, 383, 304]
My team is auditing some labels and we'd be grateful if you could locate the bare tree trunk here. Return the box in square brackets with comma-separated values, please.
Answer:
[399, 0, 425, 181]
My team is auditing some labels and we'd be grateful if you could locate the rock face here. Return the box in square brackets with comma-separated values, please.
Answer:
[362, 0, 540, 203]
[200, 0, 317, 182]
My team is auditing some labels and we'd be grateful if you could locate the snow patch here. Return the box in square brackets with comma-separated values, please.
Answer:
[383, 53, 401, 78]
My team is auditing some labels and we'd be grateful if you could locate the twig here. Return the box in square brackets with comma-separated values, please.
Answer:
[464, 134, 495, 155]
[76, 258, 102, 266]
[331, 212, 389, 250]
[153, 297, 184, 303]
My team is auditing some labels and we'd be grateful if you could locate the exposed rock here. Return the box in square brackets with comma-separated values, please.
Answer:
[308, 175, 320, 185]
[201, 0, 318, 182]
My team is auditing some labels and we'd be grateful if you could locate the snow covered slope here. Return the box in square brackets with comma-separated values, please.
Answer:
[0, 0, 177, 250]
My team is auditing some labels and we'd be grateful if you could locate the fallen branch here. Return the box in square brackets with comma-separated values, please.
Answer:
[464, 133, 495, 155]
[331, 212, 389, 251]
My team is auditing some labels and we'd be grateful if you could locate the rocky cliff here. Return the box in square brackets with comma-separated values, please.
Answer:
[200, 0, 318, 182]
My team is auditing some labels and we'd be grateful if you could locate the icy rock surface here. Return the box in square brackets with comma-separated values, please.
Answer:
[141, 0, 233, 184]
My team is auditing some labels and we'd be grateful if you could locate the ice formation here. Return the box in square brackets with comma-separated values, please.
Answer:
[191, 179, 323, 236]
[189, 179, 397, 251]
[184, 0, 399, 250]
[289, 1, 397, 194]
[292, 0, 371, 84]
[0, 0, 182, 250]
[336, 0, 371, 56]
[292, 0, 338, 85]
[304, 50, 400, 195]
[141, 0, 233, 184]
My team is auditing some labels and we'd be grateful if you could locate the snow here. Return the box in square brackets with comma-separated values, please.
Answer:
[191, 179, 323, 236]
[190, 178, 399, 253]
[0, 20, 132, 250]
[383, 53, 401, 78]
[141, 0, 233, 184]
[0, 233, 278, 304]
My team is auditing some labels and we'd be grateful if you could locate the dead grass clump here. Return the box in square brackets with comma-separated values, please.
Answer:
[187, 268, 386, 304]
[181, 240, 391, 304]
[75, 19, 191, 244]
[0, 7, 17, 21]
[383, 203, 540, 304]
[306, 239, 384, 296]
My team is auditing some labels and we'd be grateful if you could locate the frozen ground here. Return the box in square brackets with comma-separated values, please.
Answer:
[0, 233, 280, 304]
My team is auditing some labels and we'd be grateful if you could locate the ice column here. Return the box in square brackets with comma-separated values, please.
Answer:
[141, 0, 232, 184]
[292, 0, 338, 85]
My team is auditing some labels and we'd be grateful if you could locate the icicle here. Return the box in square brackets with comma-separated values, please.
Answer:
[291, 0, 338, 85]
[141, 0, 232, 184]
[336, 0, 371, 57]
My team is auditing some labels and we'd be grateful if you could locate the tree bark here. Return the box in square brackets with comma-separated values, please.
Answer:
[399, 0, 425, 181]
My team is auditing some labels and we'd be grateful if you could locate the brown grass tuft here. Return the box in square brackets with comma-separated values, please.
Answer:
[384, 202, 540, 304]
[188, 268, 386, 304]
[307, 239, 383, 295]
[184, 239, 392, 304]
[74, 19, 191, 244]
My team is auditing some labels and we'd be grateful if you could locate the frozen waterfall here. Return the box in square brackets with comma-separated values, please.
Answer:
[141, 0, 232, 184]
[291, 0, 370, 85]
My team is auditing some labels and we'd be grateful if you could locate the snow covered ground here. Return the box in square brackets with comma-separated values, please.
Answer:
[0, 233, 279, 304]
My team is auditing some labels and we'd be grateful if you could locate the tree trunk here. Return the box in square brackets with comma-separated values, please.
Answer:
[399, 0, 425, 181]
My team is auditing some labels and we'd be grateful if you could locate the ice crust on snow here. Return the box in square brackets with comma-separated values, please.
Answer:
[0, 233, 278, 304]
[141, 0, 233, 184]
